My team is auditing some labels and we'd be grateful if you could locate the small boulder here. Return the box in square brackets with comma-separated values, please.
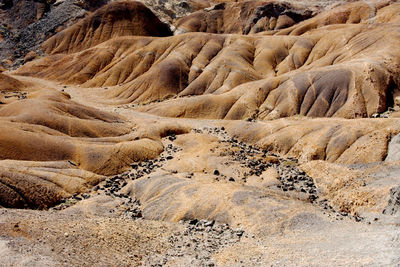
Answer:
[265, 155, 280, 164]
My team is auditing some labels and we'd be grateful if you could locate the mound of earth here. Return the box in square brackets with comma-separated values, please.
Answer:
[0, 76, 170, 208]
[0, 73, 26, 92]
[17, 2, 400, 119]
[224, 118, 399, 164]
[1, 0, 400, 266]
[174, 0, 314, 35]
[43, 1, 172, 55]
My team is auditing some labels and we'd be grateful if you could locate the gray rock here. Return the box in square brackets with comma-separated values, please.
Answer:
[383, 185, 400, 215]
[385, 134, 400, 161]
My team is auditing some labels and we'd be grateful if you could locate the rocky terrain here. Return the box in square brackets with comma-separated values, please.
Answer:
[1, 0, 400, 266]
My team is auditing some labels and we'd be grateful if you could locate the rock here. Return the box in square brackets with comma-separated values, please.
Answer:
[385, 133, 400, 162]
[0, 0, 93, 65]
[189, 219, 198, 225]
[265, 156, 280, 164]
[383, 185, 400, 215]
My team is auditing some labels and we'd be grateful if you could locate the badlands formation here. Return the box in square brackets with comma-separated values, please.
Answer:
[1, 0, 400, 266]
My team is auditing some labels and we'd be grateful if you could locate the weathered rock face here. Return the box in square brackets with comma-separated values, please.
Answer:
[135, 0, 214, 24]
[0, 73, 26, 92]
[18, 2, 400, 120]
[383, 185, 400, 215]
[225, 118, 398, 164]
[1, 1, 400, 265]
[43, 1, 172, 55]
[0, 161, 105, 209]
[174, 1, 314, 34]
[0, 0, 99, 66]
[0, 75, 165, 208]
[385, 133, 400, 162]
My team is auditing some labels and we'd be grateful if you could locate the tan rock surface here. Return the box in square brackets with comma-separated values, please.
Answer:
[0, 1, 400, 265]
[43, 1, 172, 55]
[174, 0, 314, 34]
[16, 1, 400, 120]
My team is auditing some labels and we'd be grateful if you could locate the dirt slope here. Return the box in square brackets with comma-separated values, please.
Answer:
[17, 1, 400, 120]
[43, 1, 172, 55]
[0, 1, 400, 266]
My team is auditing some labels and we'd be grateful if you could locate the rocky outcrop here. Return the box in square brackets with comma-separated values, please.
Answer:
[136, 0, 214, 24]
[383, 185, 400, 215]
[385, 133, 400, 161]
[0, 0, 109, 66]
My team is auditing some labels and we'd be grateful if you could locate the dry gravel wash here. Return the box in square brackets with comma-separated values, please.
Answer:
[0, 208, 399, 266]
[0, 75, 398, 266]
[0, 125, 400, 266]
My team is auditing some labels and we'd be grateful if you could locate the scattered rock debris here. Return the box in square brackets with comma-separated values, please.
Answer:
[53, 126, 363, 226]
[144, 219, 245, 267]
[198, 126, 364, 222]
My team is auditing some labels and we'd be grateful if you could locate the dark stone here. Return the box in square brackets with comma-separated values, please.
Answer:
[189, 219, 198, 225]
[383, 185, 400, 215]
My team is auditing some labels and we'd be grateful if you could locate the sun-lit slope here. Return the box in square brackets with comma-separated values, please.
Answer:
[224, 118, 400, 164]
[0, 88, 164, 175]
[11, 1, 400, 122]
[0, 73, 26, 92]
[16, 1, 400, 120]
[276, 0, 399, 36]
[0, 160, 104, 209]
[0, 75, 169, 209]
[173, 0, 396, 35]
[174, 0, 313, 35]
[42, 1, 172, 55]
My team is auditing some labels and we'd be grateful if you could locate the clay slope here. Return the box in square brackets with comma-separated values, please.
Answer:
[0, 76, 167, 208]
[17, 1, 400, 120]
[225, 118, 400, 164]
[174, 0, 314, 35]
[0, 73, 26, 92]
[43, 1, 172, 55]
[174, 0, 395, 35]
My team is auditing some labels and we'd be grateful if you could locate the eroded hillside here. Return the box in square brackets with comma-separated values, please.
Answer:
[1, 0, 400, 266]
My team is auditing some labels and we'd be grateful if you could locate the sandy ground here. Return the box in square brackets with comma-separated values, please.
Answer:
[0, 75, 399, 266]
